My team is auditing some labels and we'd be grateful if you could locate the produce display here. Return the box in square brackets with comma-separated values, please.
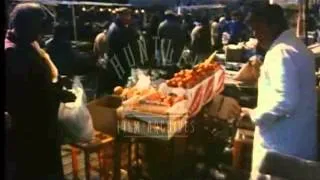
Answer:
[166, 53, 220, 89]
[159, 52, 225, 117]
[141, 92, 186, 107]
[113, 86, 156, 100]
[166, 62, 220, 88]
[127, 91, 187, 115]
[116, 51, 225, 118]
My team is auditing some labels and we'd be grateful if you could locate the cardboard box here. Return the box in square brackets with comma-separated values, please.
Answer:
[225, 45, 245, 62]
[87, 95, 122, 137]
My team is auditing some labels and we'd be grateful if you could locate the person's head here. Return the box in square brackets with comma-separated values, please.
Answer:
[164, 10, 177, 21]
[116, 7, 132, 25]
[219, 16, 225, 23]
[149, 15, 160, 27]
[231, 11, 241, 21]
[9, 2, 46, 42]
[199, 15, 209, 26]
[245, 3, 288, 50]
[183, 13, 192, 22]
[53, 21, 72, 41]
[213, 16, 220, 23]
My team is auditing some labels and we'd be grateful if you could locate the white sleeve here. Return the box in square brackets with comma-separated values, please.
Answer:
[250, 48, 300, 126]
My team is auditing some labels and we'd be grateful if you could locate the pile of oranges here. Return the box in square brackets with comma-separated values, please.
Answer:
[166, 62, 220, 89]
[144, 92, 186, 107]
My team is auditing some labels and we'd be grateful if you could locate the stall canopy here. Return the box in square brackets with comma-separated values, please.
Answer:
[270, 0, 299, 6]
[177, 4, 225, 10]
[12, 0, 136, 40]
[128, 0, 177, 8]
[14, 0, 132, 7]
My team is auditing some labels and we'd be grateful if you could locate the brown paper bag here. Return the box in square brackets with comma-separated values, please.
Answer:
[233, 57, 262, 83]
[208, 95, 241, 120]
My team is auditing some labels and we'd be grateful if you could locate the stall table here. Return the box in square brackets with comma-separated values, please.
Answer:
[113, 116, 190, 180]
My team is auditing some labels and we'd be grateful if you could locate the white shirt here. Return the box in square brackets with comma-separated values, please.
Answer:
[250, 29, 318, 174]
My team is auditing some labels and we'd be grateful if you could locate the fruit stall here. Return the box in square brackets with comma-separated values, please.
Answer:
[113, 55, 225, 139]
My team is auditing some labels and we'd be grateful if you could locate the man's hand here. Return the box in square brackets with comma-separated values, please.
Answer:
[240, 107, 254, 121]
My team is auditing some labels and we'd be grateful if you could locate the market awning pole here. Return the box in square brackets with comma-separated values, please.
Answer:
[296, 0, 303, 37]
[304, 0, 309, 45]
[71, 4, 78, 41]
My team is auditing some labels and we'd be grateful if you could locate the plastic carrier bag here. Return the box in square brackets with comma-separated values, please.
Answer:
[58, 76, 94, 144]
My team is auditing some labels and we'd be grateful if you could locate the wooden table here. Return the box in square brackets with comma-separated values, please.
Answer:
[113, 116, 189, 180]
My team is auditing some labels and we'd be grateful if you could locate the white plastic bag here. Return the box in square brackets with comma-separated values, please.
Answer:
[58, 76, 94, 144]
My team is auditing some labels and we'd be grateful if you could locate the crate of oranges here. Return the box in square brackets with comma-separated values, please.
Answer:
[159, 61, 225, 117]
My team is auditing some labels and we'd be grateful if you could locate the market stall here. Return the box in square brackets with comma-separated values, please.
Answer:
[7, 1, 320, 179]
[87, 53, 227, 179]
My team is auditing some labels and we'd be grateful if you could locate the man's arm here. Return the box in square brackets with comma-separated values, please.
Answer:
[250, 49, 300, 126]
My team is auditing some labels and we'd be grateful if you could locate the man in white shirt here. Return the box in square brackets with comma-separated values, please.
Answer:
[241, 3, 318, 179]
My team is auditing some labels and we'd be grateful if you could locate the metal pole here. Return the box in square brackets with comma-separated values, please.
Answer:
[71, 4, 78, 41]
[305, 0, 309, 45]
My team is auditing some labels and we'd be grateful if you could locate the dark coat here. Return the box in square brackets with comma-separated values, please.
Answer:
[97, 19, 139, 95]
[158, 19, 186, 64]
[5, 31, 65, 180]
[190, 25, 212, 57]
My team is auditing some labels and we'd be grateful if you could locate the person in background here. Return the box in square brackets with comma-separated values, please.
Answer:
[93, 22, 110, 60]
[5, 3, 76, 180]
[227, 11, 247, 44]
[216, 16, 230, 50]
[210, 16, 220, 50]
[190, 16, 212, 63]
[145, 14, 161, 67]
[158, 10, 186, 66]
[101, 7, 139, 96]
[46, 22, 95, 76]
[181, 13, 195, 48]
[241, 3, 318, 179]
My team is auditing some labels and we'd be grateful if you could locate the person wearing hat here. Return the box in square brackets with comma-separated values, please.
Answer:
[102, 7, 139, 95]
[158, 9, 186, 67]
[5, 2, 76, 180]
[240, 2, 318, 179]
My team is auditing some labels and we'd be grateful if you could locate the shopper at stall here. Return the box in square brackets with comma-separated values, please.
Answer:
[101, 7, 139, 95]
[241, 3, 318, 179]
[5, 3, 76, 180]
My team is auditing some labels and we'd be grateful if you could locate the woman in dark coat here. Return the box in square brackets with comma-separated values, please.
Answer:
[5, 3, 75, 180]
